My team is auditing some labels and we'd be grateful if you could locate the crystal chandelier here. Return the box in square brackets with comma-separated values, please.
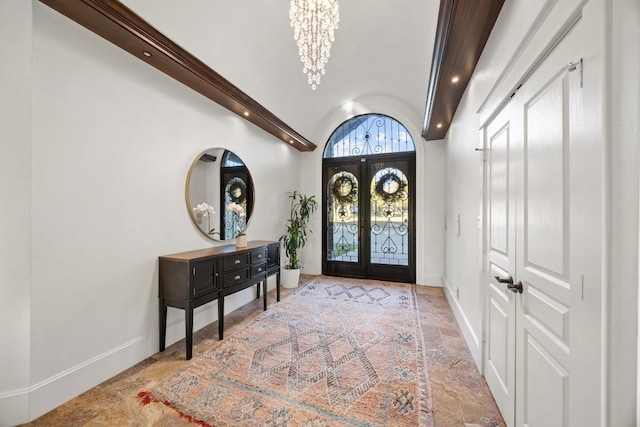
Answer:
[289, 0, 339, 90]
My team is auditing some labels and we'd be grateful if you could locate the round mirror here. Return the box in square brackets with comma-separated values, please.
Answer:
[186, 148, 254, 240]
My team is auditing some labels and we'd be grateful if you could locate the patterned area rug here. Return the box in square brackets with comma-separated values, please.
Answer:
[139, 277, 434, 426]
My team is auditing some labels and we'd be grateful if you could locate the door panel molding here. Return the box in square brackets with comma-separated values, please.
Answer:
[525, 285, 569, 343]
[523, 332, 569, 427]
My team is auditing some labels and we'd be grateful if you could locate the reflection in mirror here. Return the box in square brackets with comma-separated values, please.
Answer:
[186, 148, 254, 241]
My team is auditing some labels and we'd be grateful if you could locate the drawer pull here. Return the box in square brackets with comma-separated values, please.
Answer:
[234, 259, 241, 264]
[234, 275, 241, 280]
[258, 268, 262, 272]
[258, 254, 263, 258]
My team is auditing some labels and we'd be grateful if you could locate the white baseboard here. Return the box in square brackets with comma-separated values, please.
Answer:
[420, 273, 443, 287]
[2, 277, 279, 424]
[0, 389, 29, 427]
[442, 277, 483, 370]
[0, 333, 157, 425]
[28, 334, 156, 421]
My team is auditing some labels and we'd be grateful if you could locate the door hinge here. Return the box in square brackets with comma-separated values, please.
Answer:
[568, 58, 583, 88]
[581, 274, 585, 301]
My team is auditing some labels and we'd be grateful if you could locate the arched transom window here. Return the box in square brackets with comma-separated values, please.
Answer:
[324, 114, 416, 158]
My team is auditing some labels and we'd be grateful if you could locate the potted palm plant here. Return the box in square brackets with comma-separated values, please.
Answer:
[279, 191, 318, 288]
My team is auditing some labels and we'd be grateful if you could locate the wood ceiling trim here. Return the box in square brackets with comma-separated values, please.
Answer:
[39, 0, 317, 152]
[422, 0, 504, 141]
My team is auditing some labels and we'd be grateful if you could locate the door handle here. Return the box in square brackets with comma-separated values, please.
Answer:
[494, 275, 514, 284]
[507, 281, 524, 294]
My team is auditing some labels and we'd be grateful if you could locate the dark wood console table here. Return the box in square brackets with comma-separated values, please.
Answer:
[158, 240, 280, 359]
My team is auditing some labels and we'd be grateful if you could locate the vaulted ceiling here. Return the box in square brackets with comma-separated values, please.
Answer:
[39, 0, 503, 150]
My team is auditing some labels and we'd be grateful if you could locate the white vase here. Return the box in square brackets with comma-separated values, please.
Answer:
[236, 235, 247, 248]
[281, 267, 301, 288]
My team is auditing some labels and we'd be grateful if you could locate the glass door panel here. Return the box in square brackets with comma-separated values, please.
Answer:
[327, 170, 359, 263]
[370, 166, 410, 266]
[323, 161, 365, 278]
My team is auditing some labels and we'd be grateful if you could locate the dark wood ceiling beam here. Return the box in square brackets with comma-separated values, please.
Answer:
[39, 0, 317, 152]
[423, 0, 504, 141]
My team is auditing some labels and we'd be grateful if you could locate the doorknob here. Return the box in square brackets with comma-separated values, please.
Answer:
[507, 281, 524, 294]
[494, 275, 514, 284]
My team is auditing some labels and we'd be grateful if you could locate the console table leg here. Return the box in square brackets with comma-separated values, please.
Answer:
[159, 300, 167, 352]
[276, 271, 281, 302]
[185, 303, 194, 360]
[256, 283, 261, 299]
[218, 296, 225, 340]
[263, 279, 268, 311]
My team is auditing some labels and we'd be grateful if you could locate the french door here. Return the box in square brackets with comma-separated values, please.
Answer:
[322, 153, 416, 283]
[483, 15, 603, 426]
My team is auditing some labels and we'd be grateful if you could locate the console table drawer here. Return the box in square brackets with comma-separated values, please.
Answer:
[223, 253, 250, 270]
[224, 268, 249, 286]
[252, 262, 267, 277]
[251, 248, 267, 264]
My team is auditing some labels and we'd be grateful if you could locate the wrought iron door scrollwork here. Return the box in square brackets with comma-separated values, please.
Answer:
[324, 114, 416, 158]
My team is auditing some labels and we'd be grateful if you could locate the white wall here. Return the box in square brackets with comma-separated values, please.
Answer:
[0, 2, 301, 423]
[0, 1, 32, 425]
[443, 95, 484, 363]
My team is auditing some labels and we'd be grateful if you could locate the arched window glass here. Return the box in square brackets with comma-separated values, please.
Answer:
[222, 151, 244, 167]
[323, 114, 416, 158]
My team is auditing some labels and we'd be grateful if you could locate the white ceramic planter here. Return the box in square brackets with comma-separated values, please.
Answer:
[281, 267, 301, 288]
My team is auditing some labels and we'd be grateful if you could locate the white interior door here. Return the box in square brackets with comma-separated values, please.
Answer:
[513, 43, 573, 427]
[484, 15, 603, 427]
[484, 102, 517, 426]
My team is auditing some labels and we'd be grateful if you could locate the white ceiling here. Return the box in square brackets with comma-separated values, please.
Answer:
[121, 0, 440, 144]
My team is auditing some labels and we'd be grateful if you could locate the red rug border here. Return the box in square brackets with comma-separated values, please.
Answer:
[138, 390, 213, 427]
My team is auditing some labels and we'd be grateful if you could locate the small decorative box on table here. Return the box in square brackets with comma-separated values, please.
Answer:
[158, 240, 280, 359]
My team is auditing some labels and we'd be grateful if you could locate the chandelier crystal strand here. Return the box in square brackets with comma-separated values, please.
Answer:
[290, 0, 339, 90]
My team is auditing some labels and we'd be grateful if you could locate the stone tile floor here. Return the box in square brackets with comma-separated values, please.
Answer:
[23, 276, 504, 426]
